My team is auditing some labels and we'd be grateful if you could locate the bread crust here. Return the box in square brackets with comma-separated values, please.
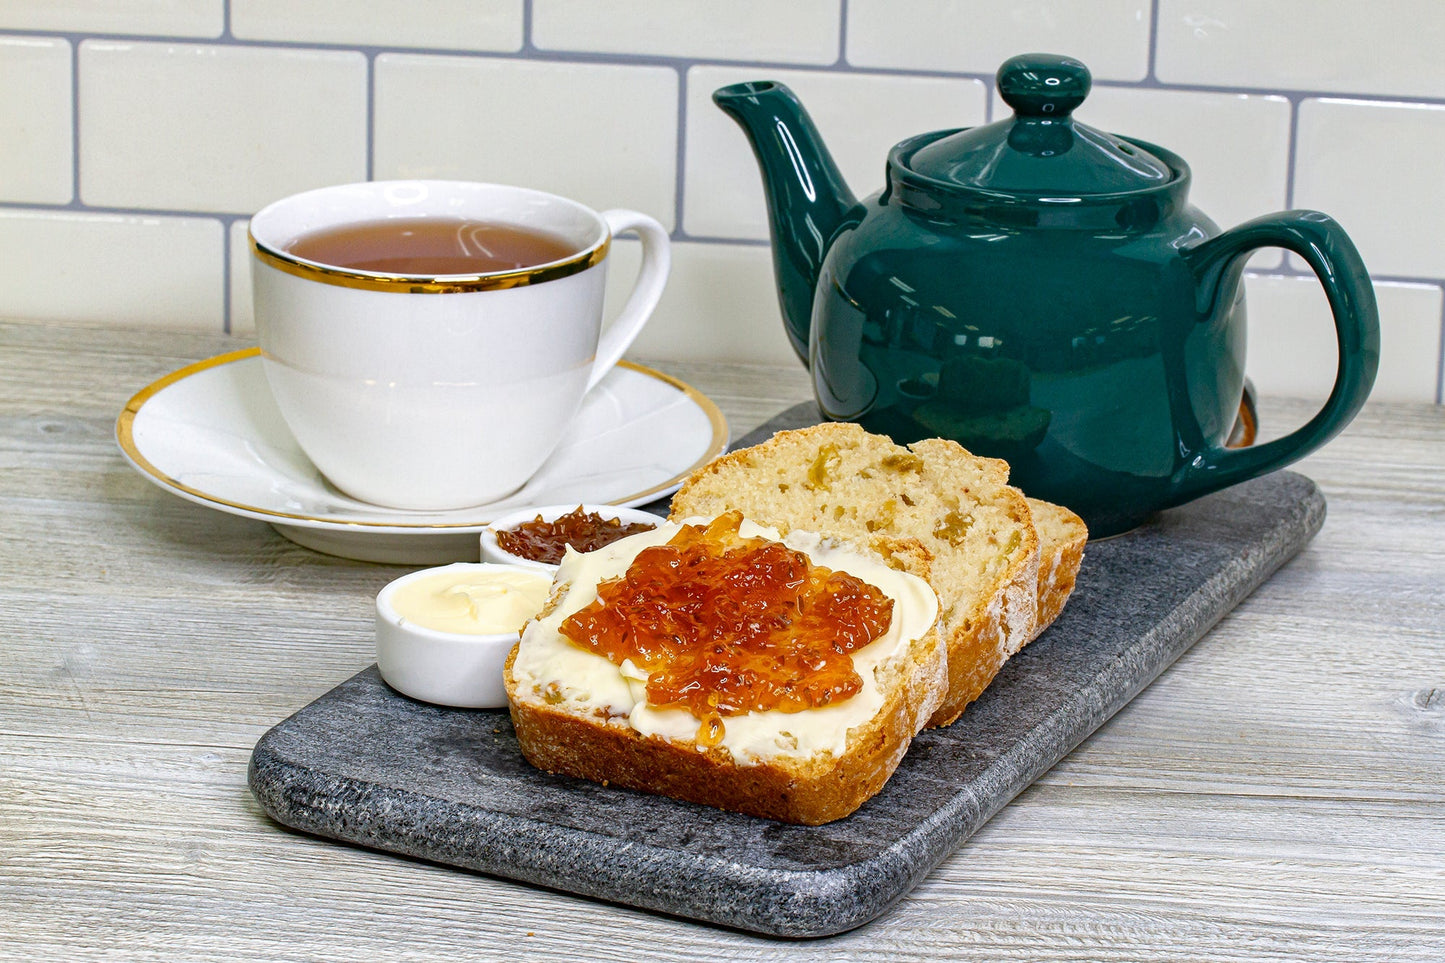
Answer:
[504, 621, 944, 825]
[1026, 498, 1088, 641]
[922, 547, 1035, 728]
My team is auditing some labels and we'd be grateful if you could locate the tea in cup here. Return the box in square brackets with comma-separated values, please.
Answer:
[248, 180, 670, 511]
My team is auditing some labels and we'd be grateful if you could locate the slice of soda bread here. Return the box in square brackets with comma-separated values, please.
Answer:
[1025, 497, 1088, 641]
[505, 514, 947, 825]
[668, 422, 1042, 728]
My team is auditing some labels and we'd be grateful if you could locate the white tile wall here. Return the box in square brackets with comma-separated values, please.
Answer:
[1156, 0, 1445, 98]
[604, 239, 796, 365]
[1294, 98, 1445, 281]
[0, 37, 72, 204]
[534, 0, 840, 65]
[0, 210, 223, 327]
[1245, 276, 1442, 404]
[686, 66, 986, 239]
[230, 0, 523, 52]
[0, 2, 1441, 404]
[228, 219, 254, 335]
[847, 0, 1152, 82]
[374, 55, 677, 228]
[78, 41, 367, 213]
[0, 0, 223, 38]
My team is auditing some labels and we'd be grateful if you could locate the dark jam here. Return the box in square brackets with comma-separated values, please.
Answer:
[496, 507, 656, 565]
[557, 511, 894, 745]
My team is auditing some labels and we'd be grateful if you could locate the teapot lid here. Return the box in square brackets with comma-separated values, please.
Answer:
[903, 53, 1175, 196]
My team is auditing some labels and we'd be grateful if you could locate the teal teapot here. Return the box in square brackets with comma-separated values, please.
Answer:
[714, 54, 1379, 536]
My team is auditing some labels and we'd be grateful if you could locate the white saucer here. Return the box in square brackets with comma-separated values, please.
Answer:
[116, 348, 728, 564]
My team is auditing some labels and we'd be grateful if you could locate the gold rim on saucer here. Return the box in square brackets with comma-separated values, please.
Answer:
[115, 347, 728, 530]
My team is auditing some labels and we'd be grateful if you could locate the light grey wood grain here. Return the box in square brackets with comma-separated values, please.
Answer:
[2, 319, 1442, 961]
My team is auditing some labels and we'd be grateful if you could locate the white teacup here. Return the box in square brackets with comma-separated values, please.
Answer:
[248, 180, 670, 510]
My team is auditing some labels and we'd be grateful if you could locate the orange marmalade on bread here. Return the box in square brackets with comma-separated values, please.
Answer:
[511, 515, 939, 763]
[557, 511, 894, 744]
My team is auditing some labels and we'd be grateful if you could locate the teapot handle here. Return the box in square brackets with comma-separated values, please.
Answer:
[1174, 211, 1380, 503]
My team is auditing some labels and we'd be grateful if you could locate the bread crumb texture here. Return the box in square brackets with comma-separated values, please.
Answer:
[505, 422, 1087, 825]
[504, 509, 947, 825]
[670, 422, 1042, 727]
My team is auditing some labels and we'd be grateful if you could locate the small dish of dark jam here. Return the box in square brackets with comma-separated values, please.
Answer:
[481, 504, 660, 570]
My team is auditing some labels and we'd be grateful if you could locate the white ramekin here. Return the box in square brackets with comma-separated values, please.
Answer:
[375, 562, 553, 708]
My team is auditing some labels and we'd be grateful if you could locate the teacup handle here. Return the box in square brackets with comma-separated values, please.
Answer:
[1174, 211, 1380, 504]
[589, 209, 672, 391]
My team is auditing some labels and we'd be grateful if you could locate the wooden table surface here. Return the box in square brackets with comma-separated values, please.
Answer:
[3, 318, 1442, 961]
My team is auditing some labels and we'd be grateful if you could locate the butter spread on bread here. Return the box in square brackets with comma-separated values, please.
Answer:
[505, 513, 946, 825]
[511, 515, 938, 764]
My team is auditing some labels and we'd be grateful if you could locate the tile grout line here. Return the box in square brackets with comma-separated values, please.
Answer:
[0, 182, 1440, 290]
[2, 22, 1444, 399]
[8, 27, 1445, 106]
[68, 36, 79, 209]
[1437, 289, 1445, 404]
[673, 65, 688, 239]
[365, 51, 376, 182]
[0, 199, 256, 219]
[1284, 94, 1302, 210]
[1146, 0, 1160, 83]
[220, 215, 234, 336]
[1270, 93, 1305, 283]
[221, 0, 233, 334]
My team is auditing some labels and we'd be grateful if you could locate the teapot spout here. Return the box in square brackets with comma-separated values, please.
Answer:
[713, 81, 860, 365]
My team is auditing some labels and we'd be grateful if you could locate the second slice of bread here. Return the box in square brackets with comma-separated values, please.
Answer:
[1026, 497, 1088, 641]
[669, 422, 1041, 728]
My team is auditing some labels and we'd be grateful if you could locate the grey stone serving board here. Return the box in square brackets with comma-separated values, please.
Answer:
[249, 403, 1326, 939]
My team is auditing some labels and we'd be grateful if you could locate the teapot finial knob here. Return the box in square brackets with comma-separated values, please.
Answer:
[997, 53, 1091, 118]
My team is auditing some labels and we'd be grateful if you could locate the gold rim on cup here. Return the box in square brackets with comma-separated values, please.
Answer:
[248, 233, 611, 294]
